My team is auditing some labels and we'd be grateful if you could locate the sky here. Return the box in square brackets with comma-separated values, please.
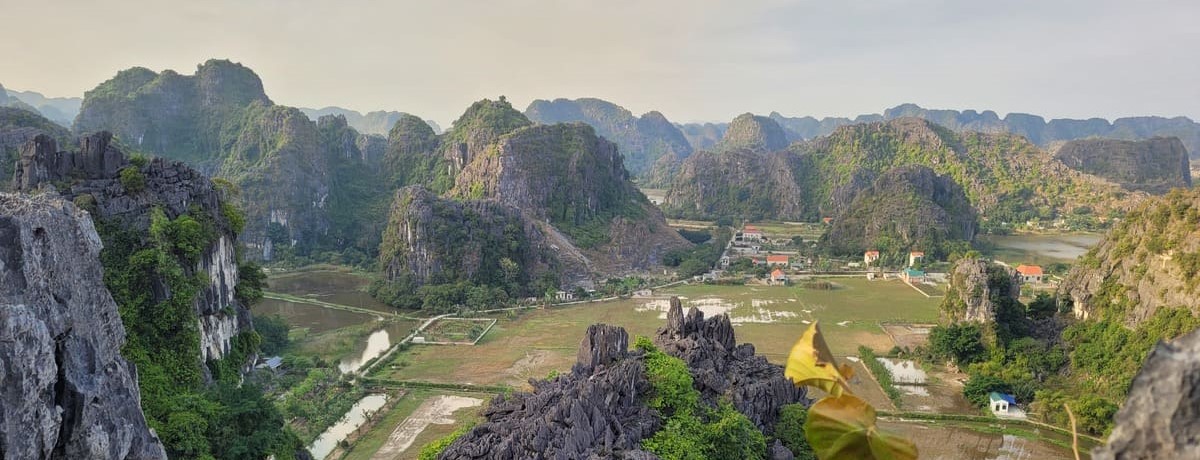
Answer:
[2, 0, 1198, 126]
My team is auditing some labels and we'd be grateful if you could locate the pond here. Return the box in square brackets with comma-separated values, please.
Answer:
[982, 233, 1102, 265]
[307, 394, 388, 460]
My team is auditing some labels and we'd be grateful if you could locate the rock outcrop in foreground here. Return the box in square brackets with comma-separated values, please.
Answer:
[14, 132, 250, 364]
[440, 298, 805, 459]
[940, 258, 1021, 324]
[0, 193, 166, 459]
[1092, 327, 1200, 460]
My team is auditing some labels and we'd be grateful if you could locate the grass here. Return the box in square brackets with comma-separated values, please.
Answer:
[859, 346, 903, 409]
[372, 279, 939, 387]
[294, 319, 420, 364]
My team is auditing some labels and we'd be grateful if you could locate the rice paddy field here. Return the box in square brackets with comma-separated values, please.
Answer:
[371, 278, 940, 387]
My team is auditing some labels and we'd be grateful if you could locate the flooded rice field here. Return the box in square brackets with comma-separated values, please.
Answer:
[309, 394, 389, 460]
[983, 233, 1102, 264]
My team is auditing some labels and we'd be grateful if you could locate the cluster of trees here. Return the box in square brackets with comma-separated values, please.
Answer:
[662, 227, 731, 278]
[99, 207, 301, 458]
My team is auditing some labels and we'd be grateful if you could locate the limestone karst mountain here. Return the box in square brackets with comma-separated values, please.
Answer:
[378, 104, 691, 297]
[1053, 137, 1192, 194]
[664, 117, 1146, 231]
[525, 98, 693, 183]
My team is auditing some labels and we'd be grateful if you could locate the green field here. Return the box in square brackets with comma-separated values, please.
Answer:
[340, 389, 486, 460]
[370, 279, 939, 387]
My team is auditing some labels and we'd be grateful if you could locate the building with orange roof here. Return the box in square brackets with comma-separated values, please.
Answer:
[908, 251, 925, 267]
[1016, 264, 1044, 283]
[766, 254, 790, 267]
[770, 268, 787, 285]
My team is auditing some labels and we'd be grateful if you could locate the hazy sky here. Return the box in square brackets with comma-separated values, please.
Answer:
[2, 0, 1198, 126]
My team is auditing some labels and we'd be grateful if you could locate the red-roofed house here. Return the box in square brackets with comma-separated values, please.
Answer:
[864, 250, 881, 266]
[770, 268, 787, 285]
[742, 225, 763, 242]
[1016, 264, 1044, 283]
[766, 255, 790, 267]
[822, 217, 833, 225]
[908, 251, 925, 267]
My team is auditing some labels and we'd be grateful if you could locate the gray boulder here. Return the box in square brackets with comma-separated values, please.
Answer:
[0, 192, 166, 459]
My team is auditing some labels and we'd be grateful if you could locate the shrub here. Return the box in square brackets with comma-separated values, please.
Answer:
[119, 166, 146, 192]
[775, 404, 817, 460]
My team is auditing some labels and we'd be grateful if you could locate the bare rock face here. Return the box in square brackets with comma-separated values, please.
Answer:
[13, 133, 250, 364]
[1059, 189, 1200, 325]
[655, 298, 806, 430]
[941, 258, 1021, 324]
[1054, 137, 1192, 194]
[1092, 327, 1200, 460]
[0, 193, 166, 459]
[441, 324, 660, 459]
[441, 298, 807, 458]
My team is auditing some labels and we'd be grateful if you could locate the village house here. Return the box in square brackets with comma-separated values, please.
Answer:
[989, 392, 1016, 415]
[864, 250, 881, 266]
[741, 225, 764, 242]
[554, 290, 575, 302]
[822, 217, 833, 225]
[902, 268, 926, 283]
[770, 268, 788, 285]
[766, 254, 790, 267]
[1016, 264, 1044, 283]
[908, 251, 924, 267]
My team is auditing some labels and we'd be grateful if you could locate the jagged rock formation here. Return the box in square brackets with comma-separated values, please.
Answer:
[941, 258, 1022, 324]
[13, 133, 249, 363]
[714, 113, 790, 153]
[1, 106, 72, 189]
[825, 165, 977, 255]
[0, 193, 166, 459]
[299, 106, 439, 136]
[654, 299, 807, 430]
[525, 98, 693, 182]
[664, 117, 1143, 223]
[1059, 188, 1200, 324]
[1054, 137, 1192, 194]
[1092, 327, 1200, 460]
[440, 298, 806, 459]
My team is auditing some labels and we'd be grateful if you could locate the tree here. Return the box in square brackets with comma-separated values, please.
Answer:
[963, 373, 1011, 407]
[1027, 292, 1057, 319]
[929, 323, 986, 365]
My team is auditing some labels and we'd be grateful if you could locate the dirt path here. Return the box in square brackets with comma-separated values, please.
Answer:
[369, 395, 483, 460]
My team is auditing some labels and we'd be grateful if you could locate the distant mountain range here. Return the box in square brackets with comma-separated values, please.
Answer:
[298, 106, 441, 136]
[0, 82, 82, 126]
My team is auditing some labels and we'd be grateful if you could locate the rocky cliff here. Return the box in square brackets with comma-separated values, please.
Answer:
[379, 186, 581, 289]
[449, 122, 690, 276]
[662, 149, 808, 221]
[524, 98, 693, 182]
[1092, 326, 1200, 460]
[13, 132, 250, 363]
[440, 298, 805, 459]
[0, 193, 166, 459]
[825, 165, 977, 256]
[1059, 188, 1200, 325]
[380, 120, 690, 293]
[941, 258, 1022, 324]
[715, 113, 790, 153]
[1054, 137, 1192, 194]
[1, 106, 71, 189]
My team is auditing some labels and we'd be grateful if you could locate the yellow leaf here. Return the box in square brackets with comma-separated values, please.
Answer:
[784, 321, 851, 395]
[805, 394, 918, 460]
